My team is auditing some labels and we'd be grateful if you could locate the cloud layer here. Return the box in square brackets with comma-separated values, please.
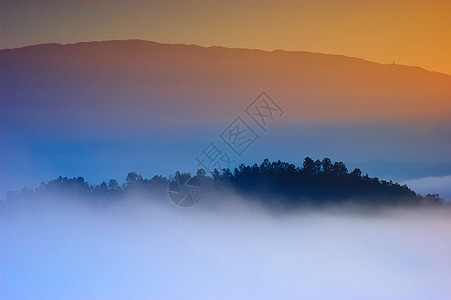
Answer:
[2, 195, 451, 299]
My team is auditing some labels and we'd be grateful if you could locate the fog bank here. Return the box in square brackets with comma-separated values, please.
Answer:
[403, 175, 451, 201]
[2, 195, 451, 299]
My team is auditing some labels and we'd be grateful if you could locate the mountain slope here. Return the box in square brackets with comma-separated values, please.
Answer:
[1, 40, 450, 134]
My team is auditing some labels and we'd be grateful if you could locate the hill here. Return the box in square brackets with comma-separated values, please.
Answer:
[6, 158, 443, 209]
[1, 39, 450, 133]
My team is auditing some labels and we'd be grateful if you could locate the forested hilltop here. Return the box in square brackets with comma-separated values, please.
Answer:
[6, 158, 442, 208]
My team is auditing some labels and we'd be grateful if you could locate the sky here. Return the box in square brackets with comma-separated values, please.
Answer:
[1, 0, 450, 75]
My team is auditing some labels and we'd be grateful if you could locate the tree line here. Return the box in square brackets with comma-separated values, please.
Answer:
[6, 157, 442, 207]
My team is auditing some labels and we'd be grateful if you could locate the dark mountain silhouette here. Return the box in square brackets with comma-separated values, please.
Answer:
[6, 158, 443, 208]
[1, 39, 450, 134]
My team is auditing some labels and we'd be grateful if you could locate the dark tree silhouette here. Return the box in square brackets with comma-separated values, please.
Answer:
[6, 158, 444, 208]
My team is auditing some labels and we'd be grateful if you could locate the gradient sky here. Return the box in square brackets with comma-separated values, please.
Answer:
[1, 0, 450, 75]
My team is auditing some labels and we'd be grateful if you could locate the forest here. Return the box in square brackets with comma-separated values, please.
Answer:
[6, 158, 442, 208]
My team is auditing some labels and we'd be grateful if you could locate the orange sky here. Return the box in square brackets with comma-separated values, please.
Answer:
[1, 0, 450, 74]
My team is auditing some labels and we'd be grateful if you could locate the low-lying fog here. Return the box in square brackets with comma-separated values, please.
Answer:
[2, 195, 451, 300]
[403, 175, 451, 201]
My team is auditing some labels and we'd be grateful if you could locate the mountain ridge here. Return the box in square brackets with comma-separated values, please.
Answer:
[1, 38, 450, 130]
[2, 39, 450, 77]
